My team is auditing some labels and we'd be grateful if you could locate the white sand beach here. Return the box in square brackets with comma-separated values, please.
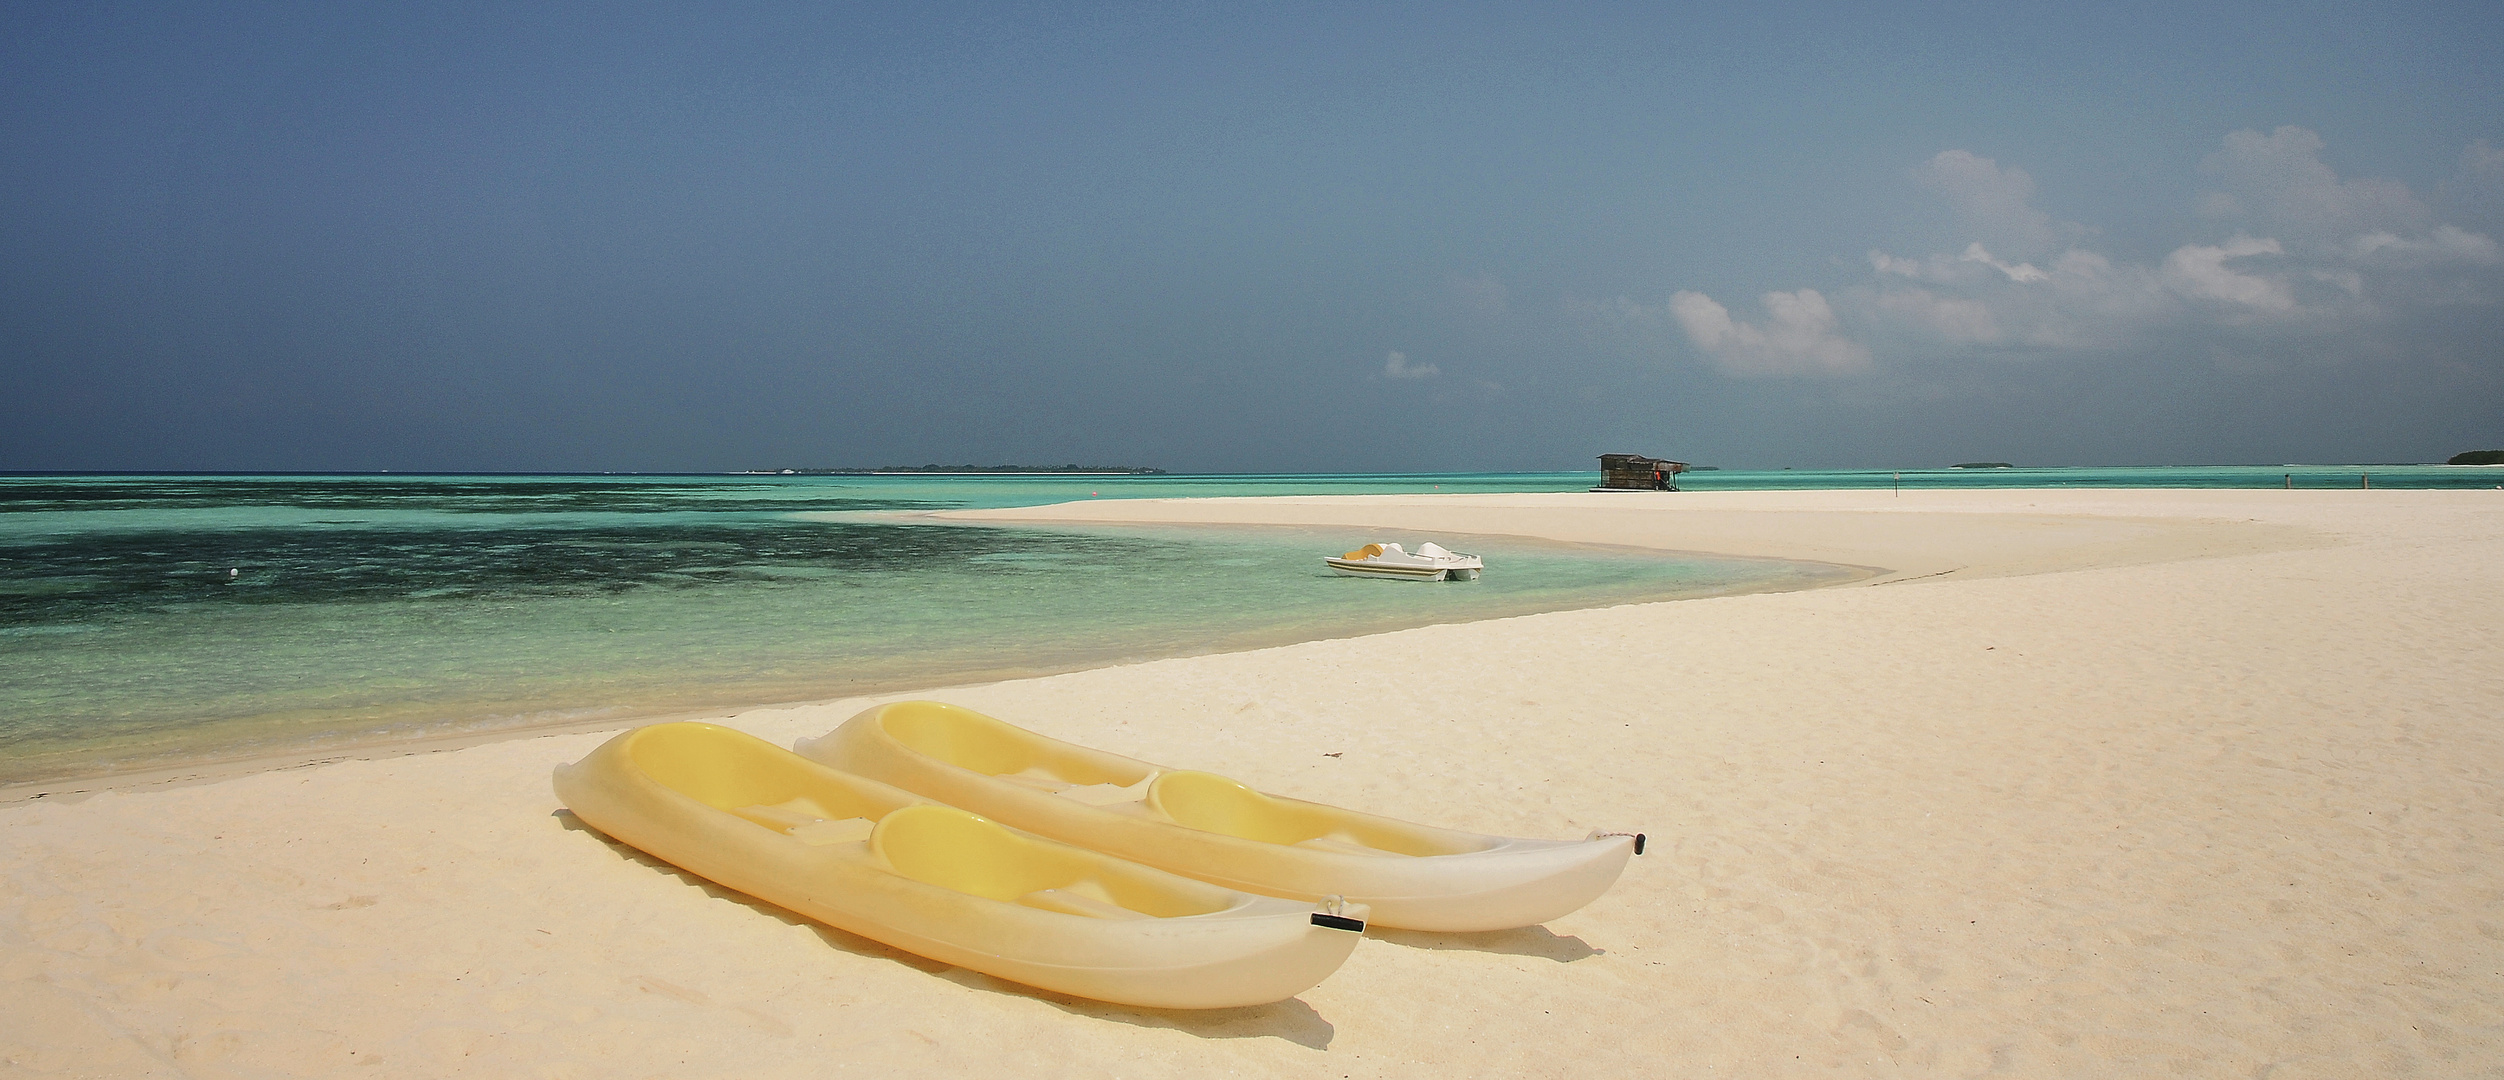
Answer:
[4, 488, 2500, 1078]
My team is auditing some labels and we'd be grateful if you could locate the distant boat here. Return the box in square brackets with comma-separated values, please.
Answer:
[1324, 542, 1483, 581]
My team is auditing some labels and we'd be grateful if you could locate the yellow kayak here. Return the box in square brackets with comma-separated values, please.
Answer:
[796, 702, 1642, 933]
[552, 722, 1366, 1009]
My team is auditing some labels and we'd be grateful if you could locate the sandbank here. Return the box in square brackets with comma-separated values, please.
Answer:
[3, 488, 2500, 1077]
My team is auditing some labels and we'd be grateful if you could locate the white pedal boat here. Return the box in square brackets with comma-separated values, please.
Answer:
[553, 722, 1366, 1009]
[1324, 541, 1483, 581]
[797, 701, 1643, 932]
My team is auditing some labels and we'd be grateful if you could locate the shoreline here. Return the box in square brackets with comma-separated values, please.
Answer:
[943, 487, 2341, 583]
[6, 488, 2499, 1076]
[1, 521, 1866, 802]
[1, 488, 2319, 802]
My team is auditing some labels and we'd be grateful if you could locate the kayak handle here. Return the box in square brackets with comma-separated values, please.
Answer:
[1311, 893, 1366, 932]
[1589, 830, 1646, 855]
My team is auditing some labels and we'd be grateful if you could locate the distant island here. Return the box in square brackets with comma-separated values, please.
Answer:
[762, 464, 1169, 475]
[1950, 462, 2014, 469]
[2448, 450, 2504, 466]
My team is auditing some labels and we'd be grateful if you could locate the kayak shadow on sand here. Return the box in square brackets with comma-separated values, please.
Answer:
[1365, 925, 1599, 962]
[938, 970, 1336, 1049]
[555, 808, 954, 970]
[553, 809, 1339, 1048]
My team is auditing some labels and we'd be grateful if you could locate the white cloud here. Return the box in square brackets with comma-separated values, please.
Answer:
[1918, 150, 2067, 256]
[2349, 232, 2407, 259]
[1961, 242, 2048, 283]
[1870, 250, 1930, 279]
[2466, 140, 2504, 182]
[2452, 139, 2504, 229]
[1856, 246, 2172, 350]
[1605, 130, 2495, 380]
[2161, 235, 2295, 311]
[1851, 132, 2498, 356]
[2349, 224, 2501, 265]
[1873, 287, 2003, 344]
[2434, 224, 2499, 263]
[2461, 140, 2504, 203]
[1382, 350, 1440, 379]
[1668, 289, 1871, 377]
[2200, 126, 2429, 246]
[2310, 268, 2366, 298]
[1868, 246, 2035, 286]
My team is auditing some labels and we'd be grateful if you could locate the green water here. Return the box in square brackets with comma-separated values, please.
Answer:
[0, 474, 1848, 783]
[9, 464, 2489, 784]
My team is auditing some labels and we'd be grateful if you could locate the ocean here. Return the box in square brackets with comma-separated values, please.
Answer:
[2, 465, 2491, 785]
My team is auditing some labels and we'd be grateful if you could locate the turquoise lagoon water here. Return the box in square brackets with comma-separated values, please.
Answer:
[0, 473, 1844, 784]
[4, 465, 2491, 784]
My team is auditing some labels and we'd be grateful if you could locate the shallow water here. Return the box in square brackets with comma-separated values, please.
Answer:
[0, 474, 1852, 783]
[8, 464, 2488, 783]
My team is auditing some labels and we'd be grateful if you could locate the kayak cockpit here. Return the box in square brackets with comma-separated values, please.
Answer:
[625, 721, 916, 826]
[1147, 771, 1489, 858]
[870, 803, 1238, 919]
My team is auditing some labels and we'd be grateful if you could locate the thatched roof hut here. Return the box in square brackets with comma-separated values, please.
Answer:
[1593, 454, 1689, 492]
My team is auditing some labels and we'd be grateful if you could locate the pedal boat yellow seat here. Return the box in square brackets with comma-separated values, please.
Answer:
[552, 722, 1365, 1009]
[795, 702, 1642, 932]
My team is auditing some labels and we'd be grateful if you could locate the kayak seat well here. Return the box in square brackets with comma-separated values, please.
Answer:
[870, 804, 1230, 919]
[1146, 771, 1467, 857]
[1017, 886, 1154, 921]
[879, 703, 1144, 790]
[1291, 833, 1397, 856]
[626, 722, 898, 823]
[1056, 773, 1157, 806]
[730, 799, 836, 830]
[730, 802, 877, 846]
[996, 770, 1072, 793]
[995, 769, 1156, 805]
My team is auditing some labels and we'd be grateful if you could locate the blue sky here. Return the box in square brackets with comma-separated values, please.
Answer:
[4, 2, 2498, 471]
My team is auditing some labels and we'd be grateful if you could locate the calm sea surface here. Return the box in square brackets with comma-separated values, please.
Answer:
[1, 466, 2491, 784]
